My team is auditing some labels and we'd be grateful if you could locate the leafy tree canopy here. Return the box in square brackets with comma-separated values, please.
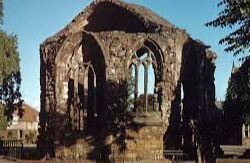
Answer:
[206, 0, 250, 56]
[0, 31, 20, 83]
[224, 58, 250, 123]
[0, 0, 23, 122]
[0, 105, 7, 130]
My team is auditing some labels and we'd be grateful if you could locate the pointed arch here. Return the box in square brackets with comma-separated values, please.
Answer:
[54, 32, 106, 132]
[127, 39, 164, 112]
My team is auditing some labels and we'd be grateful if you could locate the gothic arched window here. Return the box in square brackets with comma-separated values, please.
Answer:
[129, 46, 158, 112]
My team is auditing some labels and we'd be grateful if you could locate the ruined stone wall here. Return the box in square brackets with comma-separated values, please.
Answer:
[93, 29, 189, 123]
[38, 36, 67, 157]
[39, 20, 216, 162]
[179, 39, 216, 160]
[54, 33, 83, 110]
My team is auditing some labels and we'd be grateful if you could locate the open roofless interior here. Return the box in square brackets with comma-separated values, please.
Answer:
[85, 2, 146, 32]
[39, 0, 217, 161]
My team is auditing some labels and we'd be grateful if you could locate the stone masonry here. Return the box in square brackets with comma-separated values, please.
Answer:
[38, 0, 216, 161]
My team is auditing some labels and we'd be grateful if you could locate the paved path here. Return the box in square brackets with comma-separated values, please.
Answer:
[0, 158, 15, 163]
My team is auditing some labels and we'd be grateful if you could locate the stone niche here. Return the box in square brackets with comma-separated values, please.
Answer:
[38, 0, 216, 161]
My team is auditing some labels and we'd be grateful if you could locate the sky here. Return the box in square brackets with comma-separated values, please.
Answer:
[2, 0, 242, 110]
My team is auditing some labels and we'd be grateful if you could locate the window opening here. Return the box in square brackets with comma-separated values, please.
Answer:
[67, 63, 97, 131]
[129, 47, 156, 112]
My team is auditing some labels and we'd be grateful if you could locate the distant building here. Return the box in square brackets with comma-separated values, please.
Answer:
[7, 103, 39, 139]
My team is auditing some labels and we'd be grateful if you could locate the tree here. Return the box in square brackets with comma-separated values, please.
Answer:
[0, 106, 7, 130]
[224, 59, 250, 122]
[206, 0, 250, 56]
[222, 58, 250, 145]
[0, 0, 22, 128]
[136, 94, 154, 112]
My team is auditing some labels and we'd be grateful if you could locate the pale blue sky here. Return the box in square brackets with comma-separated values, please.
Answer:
[2, 0, 241, 110]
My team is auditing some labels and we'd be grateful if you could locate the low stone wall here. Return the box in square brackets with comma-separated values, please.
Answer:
[110, 112, 165, 162]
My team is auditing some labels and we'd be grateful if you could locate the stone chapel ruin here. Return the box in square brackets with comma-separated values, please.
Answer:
[39, 0, 217, 161]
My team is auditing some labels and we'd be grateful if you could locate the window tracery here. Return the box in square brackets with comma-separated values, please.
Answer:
[129, 46, 158, 112]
